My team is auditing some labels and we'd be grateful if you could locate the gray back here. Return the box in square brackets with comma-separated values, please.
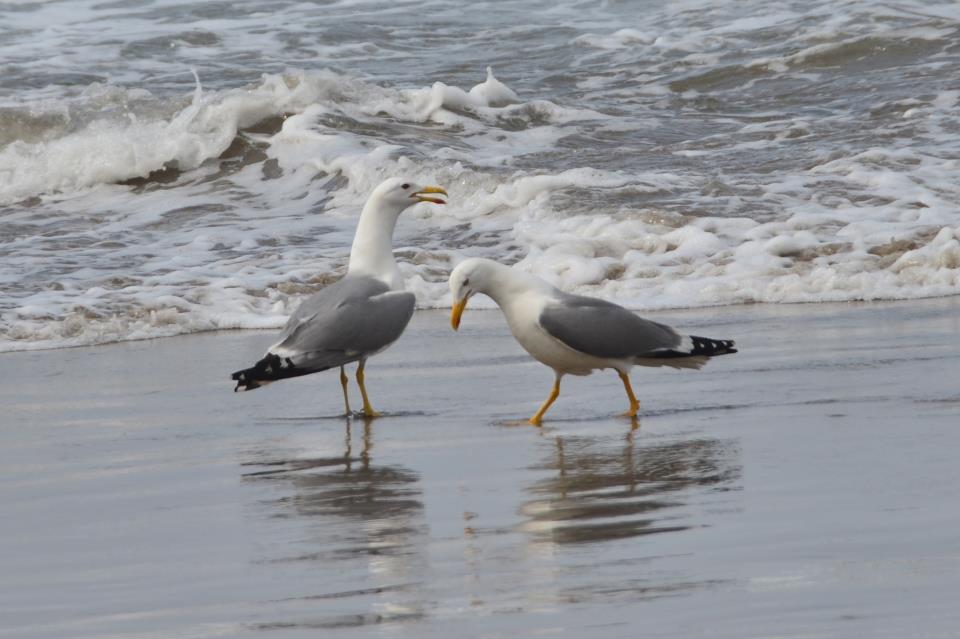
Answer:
[273, 275, 415, 371]
[539, 293, 680, 359]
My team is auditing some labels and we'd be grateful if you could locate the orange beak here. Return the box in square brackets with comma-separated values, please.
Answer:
[450, 296, 468, 330]
[414, 185, 448, 205]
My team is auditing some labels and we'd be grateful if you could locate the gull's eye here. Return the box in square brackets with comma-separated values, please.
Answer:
[462, 278, 470, 287]
[401, 183, 410, 190]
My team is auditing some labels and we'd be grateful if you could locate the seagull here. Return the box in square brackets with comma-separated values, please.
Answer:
[231, 178, 447, 417]
[448, 258, 736, 425]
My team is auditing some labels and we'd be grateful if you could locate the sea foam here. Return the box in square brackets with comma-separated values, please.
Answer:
[2, 44, 960, 351]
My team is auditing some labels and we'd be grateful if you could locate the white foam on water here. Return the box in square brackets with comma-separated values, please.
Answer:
[0, 72, 356, 205]
[2, 0, 960, 352]
[0, 68, 614, 350]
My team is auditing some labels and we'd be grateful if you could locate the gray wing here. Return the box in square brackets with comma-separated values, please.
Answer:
[269, 275, 415, 372]
[538, 292, 681, 359]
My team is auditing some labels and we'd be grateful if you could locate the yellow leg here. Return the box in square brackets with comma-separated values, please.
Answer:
[339, 366, 351, 416]
[618, 371, 640, 417]
[529, 376, 561, 426]
[356, 360, 381, 418]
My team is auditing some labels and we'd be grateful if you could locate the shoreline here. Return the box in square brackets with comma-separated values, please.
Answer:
[5, 291, 960, 355]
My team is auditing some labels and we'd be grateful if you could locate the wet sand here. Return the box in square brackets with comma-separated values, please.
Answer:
[3, 299, 960, 638]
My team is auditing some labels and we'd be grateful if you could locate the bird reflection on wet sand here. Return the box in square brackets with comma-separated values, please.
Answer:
[242, 420, 427, 631]
[522, 428, 741, 545]
[239, 419, 743, 629]
[512, 426, 741, 606]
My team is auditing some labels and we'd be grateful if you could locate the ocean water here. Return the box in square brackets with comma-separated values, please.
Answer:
[2, 0, 960, 351]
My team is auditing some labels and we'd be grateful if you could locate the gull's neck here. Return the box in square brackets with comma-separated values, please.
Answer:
[347, 197, 404, 290]
[480, 262, 556, 310]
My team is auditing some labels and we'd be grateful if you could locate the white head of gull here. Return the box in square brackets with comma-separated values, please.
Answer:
[449, 257, 736, 426]
[231, 178, 447, 418]
[347, 177, 447, 290]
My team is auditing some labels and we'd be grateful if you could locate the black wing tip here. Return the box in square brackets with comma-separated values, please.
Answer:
[230, 353, 296, 391]
[689, 336, 737, 356]
[646, 336, 737, 359]
[231, 369, 261, 391]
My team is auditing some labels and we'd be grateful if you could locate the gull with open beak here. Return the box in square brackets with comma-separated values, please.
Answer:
[231, 178, 448, 417]
[449, 258, 736, 425]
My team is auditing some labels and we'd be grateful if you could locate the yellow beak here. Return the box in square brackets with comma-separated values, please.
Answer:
[450, 296, 468, 330]
[414, 185, 448, 205]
